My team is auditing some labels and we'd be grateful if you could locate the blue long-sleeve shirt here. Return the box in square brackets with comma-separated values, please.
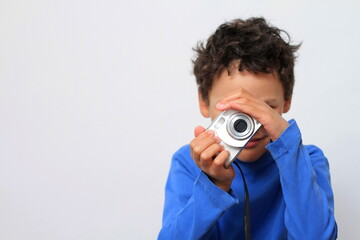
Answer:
[159, 120, 337, 239]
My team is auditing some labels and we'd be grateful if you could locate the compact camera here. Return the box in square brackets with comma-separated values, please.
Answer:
[207, 109, 262, 168]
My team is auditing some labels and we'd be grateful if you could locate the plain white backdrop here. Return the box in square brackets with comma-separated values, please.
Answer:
[1, 0, 359, 239]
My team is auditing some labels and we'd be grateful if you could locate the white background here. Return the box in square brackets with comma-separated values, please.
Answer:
[1, 0, 359, 239]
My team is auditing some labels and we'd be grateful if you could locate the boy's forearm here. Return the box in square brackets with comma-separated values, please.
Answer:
[266, 120, 337, 239]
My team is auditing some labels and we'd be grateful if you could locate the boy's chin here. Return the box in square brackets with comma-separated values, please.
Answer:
[236, 142, 268, 162]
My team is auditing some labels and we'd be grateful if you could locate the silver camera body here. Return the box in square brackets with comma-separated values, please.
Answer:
[207, 109, 262, 168]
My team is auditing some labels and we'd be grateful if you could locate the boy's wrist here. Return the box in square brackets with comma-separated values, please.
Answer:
[213, 180, 231, 192]
[266, 119, 301, 159]
[269, 118, 290, 141]
[204, 172, 232, 192]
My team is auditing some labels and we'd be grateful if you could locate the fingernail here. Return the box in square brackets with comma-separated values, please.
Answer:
[207, 130, 214, 135]
[215, 136, 221, 142]
[216, 103, 225, 109]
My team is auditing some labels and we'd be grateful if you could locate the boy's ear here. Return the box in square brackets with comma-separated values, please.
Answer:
[198, 90, 210, 118]
[283, 99, 292, 113]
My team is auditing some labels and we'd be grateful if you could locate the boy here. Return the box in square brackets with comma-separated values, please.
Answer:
[159, 17, 337, 239]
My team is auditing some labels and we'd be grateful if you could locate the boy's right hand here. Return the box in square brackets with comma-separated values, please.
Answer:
[190, 126, 236, 192]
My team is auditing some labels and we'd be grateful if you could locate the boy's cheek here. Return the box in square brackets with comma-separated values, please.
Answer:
[209, 108, 222, 121]
[256, 127, 268, 138]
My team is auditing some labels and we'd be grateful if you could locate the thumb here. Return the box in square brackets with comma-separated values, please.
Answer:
[194, 126, 206, 137]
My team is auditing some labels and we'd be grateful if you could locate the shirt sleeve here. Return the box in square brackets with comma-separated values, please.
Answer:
[158, 146, 239, 240]
[266, 120, 338, 240]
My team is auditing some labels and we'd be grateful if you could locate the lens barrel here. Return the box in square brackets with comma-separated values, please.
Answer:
[227, 113, 254, 140]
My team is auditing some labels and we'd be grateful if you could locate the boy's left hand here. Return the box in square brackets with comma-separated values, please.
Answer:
[215, 88, 289, 141]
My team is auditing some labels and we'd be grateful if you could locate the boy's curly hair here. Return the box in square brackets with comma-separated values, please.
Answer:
[193, 17, 301, 104]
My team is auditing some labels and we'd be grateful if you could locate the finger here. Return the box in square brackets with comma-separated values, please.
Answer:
[229, 100, 265, 121]
[224, 88, 254, 102]
[191, 129, 216, 149]
[199, 143, 224, 163]
[216, 89, 255, 110]
[194, 134, 220, 157]
[218, 89, 245, 104]
[199, 155, 213, 169]
[191, 133, 220, 162]
[229, 99, 256, 113]
[194, 126, 206, 137]
[198, 143, 223, 170]
[213, 150, 230, 168]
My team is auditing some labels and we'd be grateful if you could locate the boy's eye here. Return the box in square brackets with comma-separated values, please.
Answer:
[264, 100, 278, 109]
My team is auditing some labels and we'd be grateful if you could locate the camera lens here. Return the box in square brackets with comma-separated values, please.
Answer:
[226, 112, 254, 140]
[234, 119, 247, 133]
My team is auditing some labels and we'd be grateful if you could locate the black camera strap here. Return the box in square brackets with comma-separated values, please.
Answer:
[233, 161, 252, 240]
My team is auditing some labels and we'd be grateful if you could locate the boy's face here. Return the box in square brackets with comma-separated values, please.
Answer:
[199, 68, 291, 162]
